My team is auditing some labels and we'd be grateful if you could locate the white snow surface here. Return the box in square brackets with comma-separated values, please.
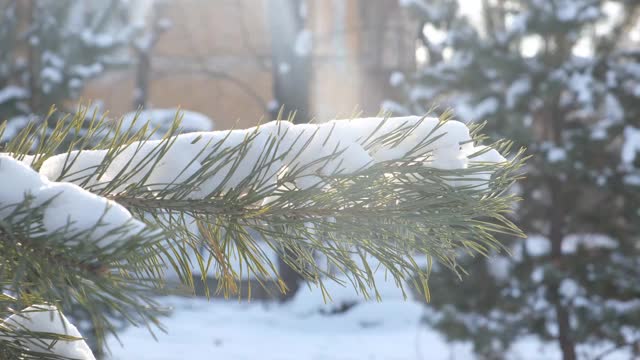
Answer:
[107, 272, 474, 360]
[562, 233, 618, 254]
[506, 77, 531, 109]
[2, 304, 95, 360]
[622, 126, 640, 165]
[294, 29, 313, 57]
[40, 117, 508, 194]
[547, 147, 567, 163]
[389, 71, 406, 87]
[41, 67, 64, 84]
[105, 273, 631, 360]
[70, 63, 104, 79]
[525, 235, 551, 257]
[514, 233, 618, 259]
[0, 155, 145, 247]
[0, 85, 28, 104]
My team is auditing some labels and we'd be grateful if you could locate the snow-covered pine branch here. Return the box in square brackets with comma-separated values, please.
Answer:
[0, 124, 169, 359]
[0, 154, 146, 248]
[41, 115, 509, 193]
[0, 109, 524, 358]
[1, 304, 95, 360]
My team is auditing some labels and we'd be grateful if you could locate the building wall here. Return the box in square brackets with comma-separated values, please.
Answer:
[84, 0, 273, 129]
[308, 0, 417, 120]
[83, 0, 417, 129]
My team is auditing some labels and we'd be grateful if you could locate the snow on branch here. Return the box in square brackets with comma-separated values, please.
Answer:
[40, 116, 508, 194]
[0, 154, 146, 248]
[0, 109, 524, 353]
[1, 304, 95, 360]
[1, 110, 524, 303]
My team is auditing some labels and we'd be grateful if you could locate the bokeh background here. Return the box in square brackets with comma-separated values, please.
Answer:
[2, 1, 640, 359]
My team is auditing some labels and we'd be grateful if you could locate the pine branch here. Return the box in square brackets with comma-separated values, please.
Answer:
[1, 303, 98, 359]
[0, 150, 171, 358]
[0, 107, 525, 356]
[0, 194, 170, 352]
[6, 108, 523, 289]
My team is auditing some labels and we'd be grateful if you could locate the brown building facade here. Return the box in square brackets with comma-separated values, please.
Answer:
[83, 0, 418, 129]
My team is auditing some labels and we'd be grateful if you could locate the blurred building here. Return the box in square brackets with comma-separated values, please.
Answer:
[83, 0, 419, 129]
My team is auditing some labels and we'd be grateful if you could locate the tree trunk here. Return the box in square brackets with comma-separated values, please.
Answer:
[25, 0, 40, 113]
[267, 0, 312, 301]
[542, 36, 576, 358]
[267, 0, 312, 122]
[133, 50, 151, 110]
[554, 300, 576, 360]
[548, 178, 577, 360]
[132, 2, 166, 110]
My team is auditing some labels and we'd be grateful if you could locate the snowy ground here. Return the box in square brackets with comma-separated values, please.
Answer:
[104, 274, 621, 360]
[106, 289, 474, 360]
[103, 238, 628, 360]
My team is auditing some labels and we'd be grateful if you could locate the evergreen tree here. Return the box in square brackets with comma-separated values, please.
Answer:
[0, 0, 139, 130]
[0, 109, 523, 358]
[392, 0, 640, 358]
